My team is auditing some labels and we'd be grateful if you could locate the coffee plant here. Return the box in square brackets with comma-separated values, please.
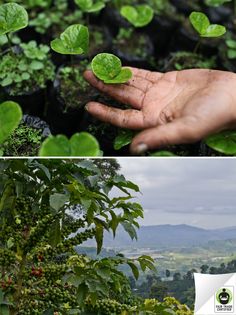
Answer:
[0, 159, 157, 315]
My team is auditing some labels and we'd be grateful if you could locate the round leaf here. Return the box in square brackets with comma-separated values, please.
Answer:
[91, 53, 132, 84]
[120, 5, 154, 28]
[0, 101, 22, 144]
[0, 3, 28, 36]
[203, 24, 226, 37]
[205, 131, 236, 155]
[189, 12, 210, 35]
[92, 53, 121, 81]
[50, 24, 89, 55]
[70, 132, 100, 156]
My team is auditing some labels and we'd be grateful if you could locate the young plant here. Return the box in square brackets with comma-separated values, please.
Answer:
[0, 3, 28, 49]
[120, 4, 154, 28]
[91, 53, 132, 84]
[189, 11, 226, 52]
[50, 24, 89, 55]
[0, 41, 55, 95]
[0, 101, 22, 154]
[39, 132, 101, 156]
[74, 0, 106, 13]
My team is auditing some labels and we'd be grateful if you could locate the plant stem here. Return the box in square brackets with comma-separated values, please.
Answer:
[193, 38, 202, 54]
[6, 33, 13, 56]
[10, 255, 27, 315]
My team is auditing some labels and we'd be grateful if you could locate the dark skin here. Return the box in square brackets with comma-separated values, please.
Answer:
[83, 68, 236, 155]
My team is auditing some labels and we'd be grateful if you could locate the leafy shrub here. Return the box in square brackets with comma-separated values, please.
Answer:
[0, 41, 55, 95]
[120, 4, 154, 28]
[189, 11, 226, 38]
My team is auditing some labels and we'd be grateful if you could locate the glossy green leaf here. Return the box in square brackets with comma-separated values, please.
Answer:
[120, 5, 154, 27]
[189, 11, 210, 34]
[205, 131, 236, 155]
[189, 11, 226, 38]
[0, 101, 22, 145]
[39, 132, 100, 157]
[50, 24, 89, 55]
[0, 3, 28, 36]
[114, 130, 134, 150]
[92, 53, 132, 84]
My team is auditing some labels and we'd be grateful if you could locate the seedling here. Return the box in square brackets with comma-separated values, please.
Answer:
[74, 0, 106, 13]
[189, 11, 226, 53]
[120, 4, 154, 28]
[0, 101, 22, 148]
[0, 3, 28, 50]
[91, 53, 132, 84]
[39, 132, 100, 156]
[50, 24, 89, 55]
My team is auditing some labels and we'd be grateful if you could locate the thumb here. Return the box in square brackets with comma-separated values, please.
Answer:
[130, 118, 200, 155]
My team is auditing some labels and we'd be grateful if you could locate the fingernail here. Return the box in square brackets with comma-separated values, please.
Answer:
[85, 104, 90, 111]
[134, 143, 148, 155]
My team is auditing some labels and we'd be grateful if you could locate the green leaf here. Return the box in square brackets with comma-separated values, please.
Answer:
[114, 130, 134, 150]
[105, 68, 133, 84]
[0, 3, 28, 36]
[189, 12, 210, 35]
[205, 131, 236, 155]
[95, 223, 103, 254]
[50, 24, 89, 55]
[92, 53, 132, 84]
[0, 101, 22, 144]
[50, 193, 69, 211]
[39, 132, 100, 157]
[189, 11, 226, 38]
[120, 5, 154, 28]
[30, 60, 44, 70]
[121, 221, 137, 240]
[21, 72, 30, 80]
[203, 24, 226, 37]
[1, 77, 13, 87]
[127, 261, 139, 280]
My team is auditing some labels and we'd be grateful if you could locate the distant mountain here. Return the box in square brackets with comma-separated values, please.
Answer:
[97, 224, 236, 249]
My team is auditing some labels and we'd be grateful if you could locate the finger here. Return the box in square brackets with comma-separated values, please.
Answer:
[127, 67, 163, 83]
[83, 70, 144, 109]
[130, 118, 200, 155]
[85, 102, 145, 129]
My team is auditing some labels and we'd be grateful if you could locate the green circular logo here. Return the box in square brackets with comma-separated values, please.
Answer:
[216, 288, 233, 305]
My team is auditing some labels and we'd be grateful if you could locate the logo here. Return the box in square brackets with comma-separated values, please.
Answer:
[215, 287, 234, 313]
[194, 273, 236, 315]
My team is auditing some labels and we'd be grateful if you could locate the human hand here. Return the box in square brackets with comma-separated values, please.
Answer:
[84, 68, 236, 155]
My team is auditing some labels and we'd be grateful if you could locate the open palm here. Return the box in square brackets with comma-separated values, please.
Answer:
[84, 68, 236, 154]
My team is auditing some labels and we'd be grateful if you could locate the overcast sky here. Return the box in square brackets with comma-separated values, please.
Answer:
[117, 158, 236, 230]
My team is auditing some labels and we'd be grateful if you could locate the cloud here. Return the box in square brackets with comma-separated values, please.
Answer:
[117, 158, 236, 229]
